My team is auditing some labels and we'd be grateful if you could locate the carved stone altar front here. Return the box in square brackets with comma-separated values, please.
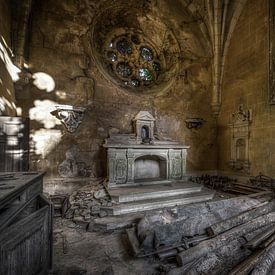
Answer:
[104, 111, 189, 187]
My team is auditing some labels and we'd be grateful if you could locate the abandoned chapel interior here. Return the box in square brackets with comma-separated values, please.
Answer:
[2, 0, 275, 274]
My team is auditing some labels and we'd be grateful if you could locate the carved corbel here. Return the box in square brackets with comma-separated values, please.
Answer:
[185, 118, 206, 129]
[53, 105, 85, 133]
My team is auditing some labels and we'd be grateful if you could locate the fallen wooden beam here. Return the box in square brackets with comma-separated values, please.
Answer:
[251, 241, 275, 275]
[247, 191, 274, 199]
[260, 232, 275, 249]
[176, 212, 275, 267]
[243, 225, 275, 250]
[206, 200, 275, 236]
[229, 240, 275, 275]
[228, 249, 265, 275]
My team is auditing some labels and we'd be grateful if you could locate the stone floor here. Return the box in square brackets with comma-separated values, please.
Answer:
[52, 218, 160, 275]
[51, 190, 234, 275]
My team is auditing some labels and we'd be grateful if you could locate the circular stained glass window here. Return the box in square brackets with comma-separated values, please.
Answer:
[140, 47, 154, 61]
[104, 32, 163, 90]
[116, 62, 132, 78]
[131, 79, 140, 87]
[139, 68, 153, 81]
[116, 38, 132, 55]
[107, 51, 117, 62]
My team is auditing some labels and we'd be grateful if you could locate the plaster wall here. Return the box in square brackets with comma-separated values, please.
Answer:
[16, 0, 217, 182]
[218, 0, 275, 176]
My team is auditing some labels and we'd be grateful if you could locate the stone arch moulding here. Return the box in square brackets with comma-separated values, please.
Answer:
[201, 0, 248, 116]
[89, 1, 180, 96]
[228, 105, 252, 174]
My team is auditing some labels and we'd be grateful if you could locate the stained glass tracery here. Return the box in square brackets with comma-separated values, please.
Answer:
[104, 33, 162, 90]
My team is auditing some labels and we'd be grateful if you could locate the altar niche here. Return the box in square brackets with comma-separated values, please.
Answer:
[104, 111, 189, 187]
[133, 111, 155, 144]
[228, 105, 252, 174]
[134, 155, 167, 181]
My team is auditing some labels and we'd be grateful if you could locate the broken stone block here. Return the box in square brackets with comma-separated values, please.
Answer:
[65, 208, 75, 219]
[84, 214, 91, 221]
[100, 199, 108, 206]
[94, 189, 107, 199]
[91, 205, 100, 215]
[73, 217, 89, 230]
[99, 210, 108, 218]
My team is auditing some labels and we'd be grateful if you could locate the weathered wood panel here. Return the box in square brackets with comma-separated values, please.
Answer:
[0, 201, 51, 275]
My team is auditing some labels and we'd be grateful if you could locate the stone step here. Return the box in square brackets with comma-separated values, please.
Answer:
[109, 181, 202, 203]
[101, 189, 215, 216]
[111, 179, 173, 188]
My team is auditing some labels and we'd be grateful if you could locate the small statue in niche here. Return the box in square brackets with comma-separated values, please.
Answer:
[141, 125, 150, 144]
[134, 111, 155, 144]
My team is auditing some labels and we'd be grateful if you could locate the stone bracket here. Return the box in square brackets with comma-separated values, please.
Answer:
[54, 105, 85, 133]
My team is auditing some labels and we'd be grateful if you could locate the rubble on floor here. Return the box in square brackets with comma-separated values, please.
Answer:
[50, 175, 275, 274]
[52, 218, 159, 275]
[49, 179, 114, 230]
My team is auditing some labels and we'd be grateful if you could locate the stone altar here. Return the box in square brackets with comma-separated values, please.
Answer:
[104, 111, 189, 187]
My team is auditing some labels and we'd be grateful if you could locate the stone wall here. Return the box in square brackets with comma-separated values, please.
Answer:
[16, 0, 217, 181]
[0, 0, 17, 116]
[218, 0, 274, 176]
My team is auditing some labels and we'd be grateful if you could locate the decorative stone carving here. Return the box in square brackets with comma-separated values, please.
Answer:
[185, 118, 206, 129]
[58, 147, 92, 178]
[54, 105, 85, 133]
[58, 150, 78, 178]
[228, 105, 252, 173]
[104, 111, 189, 186]
[133, 111, 155, 143]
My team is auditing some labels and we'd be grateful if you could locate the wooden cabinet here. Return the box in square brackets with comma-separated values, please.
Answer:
[0, 172, 52, 275]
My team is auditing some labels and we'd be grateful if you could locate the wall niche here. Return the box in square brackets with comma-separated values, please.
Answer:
[228, 105, 252, 174]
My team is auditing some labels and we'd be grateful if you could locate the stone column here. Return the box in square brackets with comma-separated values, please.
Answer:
[108, 149, 116, 186]
[181, 149, 187, 179]
[127, 149, 135, 183]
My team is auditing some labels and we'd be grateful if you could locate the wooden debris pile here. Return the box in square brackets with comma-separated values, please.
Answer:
[249, 173, 275, 190]
[127, 197, 275, 274]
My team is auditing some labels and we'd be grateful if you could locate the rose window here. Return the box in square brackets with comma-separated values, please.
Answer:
[103, 33, 163, 89]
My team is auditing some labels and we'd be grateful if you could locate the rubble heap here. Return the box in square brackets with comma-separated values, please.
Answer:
[63, 180, 113, 227]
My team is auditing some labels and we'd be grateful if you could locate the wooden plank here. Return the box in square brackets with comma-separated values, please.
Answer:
[243, 225, 275, 250]
[206, 201, 275, 236]
[228, 249, 265, 275]
[177, 212, 275, 266]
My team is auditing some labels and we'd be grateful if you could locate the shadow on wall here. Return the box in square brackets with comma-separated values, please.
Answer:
[0, 34, 67, 174]
[0, 35, 20, 115]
